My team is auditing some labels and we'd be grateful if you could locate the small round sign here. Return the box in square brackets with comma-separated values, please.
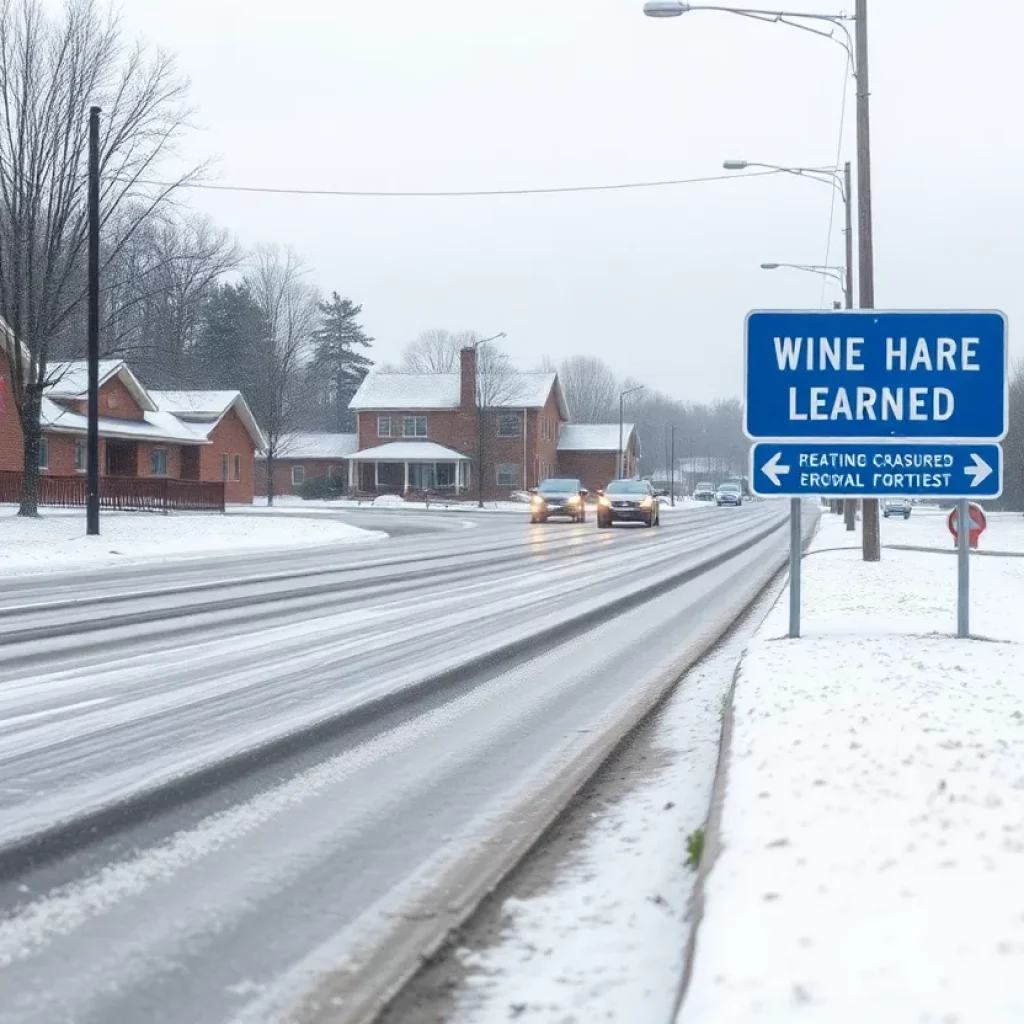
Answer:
[948, 503, 987, 549]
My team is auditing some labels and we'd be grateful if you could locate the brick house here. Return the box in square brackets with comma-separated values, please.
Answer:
[149, 391, 267, 504]
[557, 423, 640, 495]
[346, 347, 568, 498]
[0, 337, 265, 505]
[256, 432, 359, 497]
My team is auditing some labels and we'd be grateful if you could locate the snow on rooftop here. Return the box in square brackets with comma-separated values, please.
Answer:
[558, 423, 634, 452]
[349, 370, 558, 411]
[345, 441, 470, 461]
[40, 397, 208, 444]
[349, 373, 462, 410]
[257, 433, 359, 460]
[150, 390, 241, 417]
[44, 360, 124, 397]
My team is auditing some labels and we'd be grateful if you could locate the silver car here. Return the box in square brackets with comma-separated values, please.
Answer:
[715, 482, 743, 507]
[883, 497, 911, 519]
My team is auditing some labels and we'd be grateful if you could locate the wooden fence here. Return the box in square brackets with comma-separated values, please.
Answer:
[0, 472, 226, 512]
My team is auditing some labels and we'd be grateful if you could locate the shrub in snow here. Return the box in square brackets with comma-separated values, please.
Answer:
[685, 827, 705, 869]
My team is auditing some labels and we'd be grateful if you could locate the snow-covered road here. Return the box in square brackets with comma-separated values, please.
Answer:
[0, 501, 798, 1024]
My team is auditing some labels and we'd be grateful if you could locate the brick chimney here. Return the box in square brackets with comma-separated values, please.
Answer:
[460, 345, 477, 410]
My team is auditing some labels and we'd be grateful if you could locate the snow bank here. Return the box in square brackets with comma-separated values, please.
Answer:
[0, 508, 383, 574]
[680, 511, 1024, 1023]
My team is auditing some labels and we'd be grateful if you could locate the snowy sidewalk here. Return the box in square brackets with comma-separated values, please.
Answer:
[680, 509, 1024, 1024]
[0, 507, 384, 574]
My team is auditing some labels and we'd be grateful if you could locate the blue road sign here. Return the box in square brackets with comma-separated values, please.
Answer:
[749, 442, 1003, 499]
[744, 310, 1007, 440]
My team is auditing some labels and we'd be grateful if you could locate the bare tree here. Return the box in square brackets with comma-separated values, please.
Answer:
[0, 0, 198, 514]
[559, 355, 619, 423]
[245, 245, 319, 505]
[56, 208, 239, 383]
[472, 340, 529, 507]
[401, 328, 478, 373]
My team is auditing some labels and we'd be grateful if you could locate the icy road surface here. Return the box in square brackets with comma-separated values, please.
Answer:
[0, 502, 792, 1024]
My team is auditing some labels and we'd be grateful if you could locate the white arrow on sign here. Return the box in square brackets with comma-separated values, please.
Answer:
[964, 453, 993, 488]
[761, 451, 791, 487]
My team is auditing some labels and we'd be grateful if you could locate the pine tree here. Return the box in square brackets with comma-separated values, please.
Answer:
[194, 283, 270, 399]
[311, 293, 374, 431]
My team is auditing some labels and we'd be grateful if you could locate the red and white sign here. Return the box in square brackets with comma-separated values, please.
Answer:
[948, 503, 987, 549]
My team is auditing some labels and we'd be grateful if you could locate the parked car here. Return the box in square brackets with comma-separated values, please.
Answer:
[597, 479, 661, 528]
[715, 481, 743, 507]
[693, 481, 715, 502]
[530, 477, 588, 523]
[883, 497, 912, 519]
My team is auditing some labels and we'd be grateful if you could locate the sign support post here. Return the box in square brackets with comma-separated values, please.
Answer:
[789, 498, 801, 638]
[957, 497, 970, 638]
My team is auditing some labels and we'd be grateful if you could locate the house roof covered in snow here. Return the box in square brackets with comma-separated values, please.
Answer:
[150, 390, 243, 418]
[349, 370, 568, 417]
[256, 432, 359, 461]
[345, 441, 470, 462]
[558, 423, 635, 453]
[45, 360, 158, 412]
[40, 397, 210, 445]
[151, 389, 267, 452]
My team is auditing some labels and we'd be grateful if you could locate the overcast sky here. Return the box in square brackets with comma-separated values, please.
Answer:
[117, 0, 1022, 403]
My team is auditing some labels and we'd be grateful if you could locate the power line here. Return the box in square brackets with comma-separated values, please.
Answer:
[819, 52, 852, 308]
[135, 168, 785, 199]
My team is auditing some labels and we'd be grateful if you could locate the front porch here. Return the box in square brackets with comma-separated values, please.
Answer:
[346, 441, 471, 496]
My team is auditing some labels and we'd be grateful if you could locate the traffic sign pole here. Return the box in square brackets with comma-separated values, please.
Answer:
[957, 497, 970, 637]
[789, 498, 801, 639]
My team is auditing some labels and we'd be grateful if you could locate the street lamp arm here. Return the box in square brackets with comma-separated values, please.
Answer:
[761, 261, 845, 285]
[658, 4, 855, 66]
[731, 161, 846, 201]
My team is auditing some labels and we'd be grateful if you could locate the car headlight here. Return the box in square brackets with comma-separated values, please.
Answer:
[598, 496, 611, 508]
[640, 496, 653, 508]
[567, 494, 581, 505]
[532, 495, 545, 504]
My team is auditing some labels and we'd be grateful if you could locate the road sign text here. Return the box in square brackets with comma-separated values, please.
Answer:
[745, 311, 1007, 440]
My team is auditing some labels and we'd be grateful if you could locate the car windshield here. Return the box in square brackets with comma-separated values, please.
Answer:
[719, 483, 740, 493]
[605, 480, 648, 495]
[539, 479, 579, 493]
[696, 482, 713, 490]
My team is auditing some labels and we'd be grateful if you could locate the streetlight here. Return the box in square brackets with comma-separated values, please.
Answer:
[760, 261, 846, 289]
[619, 385, 644, 478]
[473, 331, 507, 508]
[725, 159, 853, 311]
[645, 0, 880, 563]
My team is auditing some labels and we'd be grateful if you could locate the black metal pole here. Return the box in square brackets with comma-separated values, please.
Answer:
[670, 425, 676, 506]
[618, 394, 624, 479]
[855, 0, 880, 562]
[86, 106, 101, 536]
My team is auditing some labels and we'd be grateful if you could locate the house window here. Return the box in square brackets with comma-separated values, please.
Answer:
[291, 465, 305, 486]
[74, 439, 86, 472]
[378, 415, 392, 437]
[497, 413, 521, 438]
[402, 416, 427, 438]
[221, 453, 229, 481]
[233, 454, 241, 481]
[38, 437, 49, 471]
[495, 463, 519, 488]
[150, 447, 168, 476]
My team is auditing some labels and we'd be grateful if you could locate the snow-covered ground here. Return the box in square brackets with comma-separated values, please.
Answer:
[680, 508, 1024, 1023]
[0, 507, 384, 574]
